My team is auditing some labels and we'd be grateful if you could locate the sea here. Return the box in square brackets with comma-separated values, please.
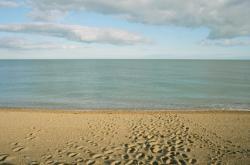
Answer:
[0, 60, 249, 110]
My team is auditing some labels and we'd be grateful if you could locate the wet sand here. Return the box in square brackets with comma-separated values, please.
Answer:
[0, 109, 249, 165]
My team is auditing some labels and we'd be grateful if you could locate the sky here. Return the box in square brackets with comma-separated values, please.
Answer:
[0, 0, 249, 59]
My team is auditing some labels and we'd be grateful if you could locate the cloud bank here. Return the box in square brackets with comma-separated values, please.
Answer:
[0, 0, 19, 8]
[0, 23, 147, 45]
[27, 0, 250, 39]
[200, 39, 250, 47]
[0, 37, 80, 49]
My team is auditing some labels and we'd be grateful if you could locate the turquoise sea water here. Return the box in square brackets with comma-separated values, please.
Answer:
[0, 60, 249, 110]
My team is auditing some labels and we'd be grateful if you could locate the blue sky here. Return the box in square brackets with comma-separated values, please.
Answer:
[0, 0, 249, 59]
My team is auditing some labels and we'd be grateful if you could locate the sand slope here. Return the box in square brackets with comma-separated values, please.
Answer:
[0, 110, 249, 165]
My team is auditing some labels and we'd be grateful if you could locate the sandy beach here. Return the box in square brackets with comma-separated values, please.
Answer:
[0, 109, 249, 165]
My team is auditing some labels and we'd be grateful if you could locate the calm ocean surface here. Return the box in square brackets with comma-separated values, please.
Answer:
[0, 60, 249, 110]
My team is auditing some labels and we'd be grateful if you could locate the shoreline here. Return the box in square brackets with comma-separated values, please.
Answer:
[0, 107, 250, 113]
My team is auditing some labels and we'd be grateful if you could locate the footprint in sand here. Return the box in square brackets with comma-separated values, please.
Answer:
[67, 152, 78, 158]
[86, 159, 95, 165]
[110, 160, 121, 165]
[104, 150, 113, 155]
[45, 160, 54, 164]
[165, 158, 179, 164]
[102, 156, 109, 160]
[188, 158, 197, 164]
[125, 160, 137, 165]
[92, 154, 102, 159]
[0, 154, 9, 161]
[41, 154, 53, 161]
[127, 147, 136, 154]
[135, 153, 145, 159]
[75, 157, 84, 163]
[121, 154, 129, 160]
[184, 148, 191, 152]
[76, 145, 84, 150]
[12, 146, 25, 152]
[29, 161, 39, 165]
[10, 142, 18, 146]
[25, 133, 36, 140]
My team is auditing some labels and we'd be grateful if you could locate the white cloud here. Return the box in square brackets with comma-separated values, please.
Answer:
[0, 0, 19, 8]
[200, 38, 250, 46]
[27, 0, 250, 39]
[0, 23, 147, 45]
[28, 9, 67, 22]
[0, 37, 81, 50]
